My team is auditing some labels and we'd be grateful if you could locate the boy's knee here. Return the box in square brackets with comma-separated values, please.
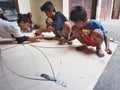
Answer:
[92, 29, 104, 38]
[63, 22, 72, 33]
[72, 25, 77, 30]
[64, 21, 70, 25]
[92, 29, 104, 44]
[64, 22, 72, 29]
[46, 18, 53, 26]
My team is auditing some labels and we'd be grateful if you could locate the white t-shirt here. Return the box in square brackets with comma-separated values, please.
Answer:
[0, 18, 24, 38]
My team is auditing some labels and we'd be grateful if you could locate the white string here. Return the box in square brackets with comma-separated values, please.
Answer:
[1, 44, 19, 51]
[0, 45, 56, 81]
[28, 44, 56, 81]
[0, 42, 68, 87]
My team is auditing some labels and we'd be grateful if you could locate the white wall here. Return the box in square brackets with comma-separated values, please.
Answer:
[96, 0, 102, 20]
[63, 0, 69, 20]
[18, 0, 31, 13]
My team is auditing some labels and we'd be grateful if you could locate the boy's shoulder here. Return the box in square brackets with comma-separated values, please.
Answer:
[55, 11, 67, 19]
[90, 19, 101, 24]
[85, 19, 102, 29]
[56, 11, 63, 15]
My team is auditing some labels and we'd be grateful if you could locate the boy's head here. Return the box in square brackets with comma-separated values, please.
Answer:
[70, 6, 87, 28]
[17, 14, 32, 31]
[70, 6, 87, 22]
[40, 1, 56, 18]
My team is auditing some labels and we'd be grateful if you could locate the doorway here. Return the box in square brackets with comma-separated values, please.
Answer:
[0, 0, 19, 21]
[69, 0, 93, 19]
[112, 0, 120, 19]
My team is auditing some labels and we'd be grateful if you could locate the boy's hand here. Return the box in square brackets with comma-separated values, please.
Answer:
[29, 35, 44, 42]
[59, 39, 66, 45]
[58, 39, 73, 45]
[35, 35, 44, 39]
[105, 48, 112, 54]
[35, 29, 42, 36]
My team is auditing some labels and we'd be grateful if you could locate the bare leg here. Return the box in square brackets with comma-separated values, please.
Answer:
[72, 25, 88, 50]
[63, 22, 72, 39]
[45, 18, 60, 39]
[92, 29, 104, 57]
[59, 21, 72, 44]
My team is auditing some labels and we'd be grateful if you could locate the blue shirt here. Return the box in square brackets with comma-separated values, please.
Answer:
[85, 19, 106, 36]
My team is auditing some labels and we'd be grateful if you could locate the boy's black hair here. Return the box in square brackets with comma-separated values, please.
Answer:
[70, 6, 87, 22]
[40, 1, 56, 12]
[17, 13, 32, 24]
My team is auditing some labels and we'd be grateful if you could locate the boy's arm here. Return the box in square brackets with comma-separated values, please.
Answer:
[67, 36, 76, 42]
[15, 35, 43, 43]
[59, 36, 76, 45]
[64, 29, 76, 44]
[35, 26, 55, 36]
[67, 29, 76, 42]
[28, 35, 43, 41]
[104, 35, 112, 54]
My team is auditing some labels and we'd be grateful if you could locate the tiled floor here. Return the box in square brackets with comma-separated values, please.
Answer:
[0, 34, 117, 90]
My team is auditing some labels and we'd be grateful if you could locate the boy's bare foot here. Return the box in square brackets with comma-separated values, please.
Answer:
[96, 47, 104, 57]
[76, 45, 87, 51]
[58, 39, 73, 45]
[105, 48, 112, 54]
[58, 39, 66, 45]
[53, 36, 61, 40]
[67, 41, 73, 45]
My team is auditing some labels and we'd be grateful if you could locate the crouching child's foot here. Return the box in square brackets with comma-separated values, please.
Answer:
[76, 45, 87, 51]
[96, 47, 104, 57]
[58, 39, 66, 45]
[58, 39, 73, 45]
[67, 41, 73, 45]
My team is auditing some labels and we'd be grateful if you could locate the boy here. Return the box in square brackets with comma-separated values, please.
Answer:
[69, 6, 112, 57]
[35, 1, 72, 44]
[0, 14, 43, 43]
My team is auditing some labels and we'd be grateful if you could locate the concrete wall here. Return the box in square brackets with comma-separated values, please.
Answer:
[18, 0, 31, 13]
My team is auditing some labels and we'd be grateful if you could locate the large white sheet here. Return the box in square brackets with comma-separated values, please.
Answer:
[0, 32, 117, 90]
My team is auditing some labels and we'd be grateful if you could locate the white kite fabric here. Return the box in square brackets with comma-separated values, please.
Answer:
[0, 32, 118, 90]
